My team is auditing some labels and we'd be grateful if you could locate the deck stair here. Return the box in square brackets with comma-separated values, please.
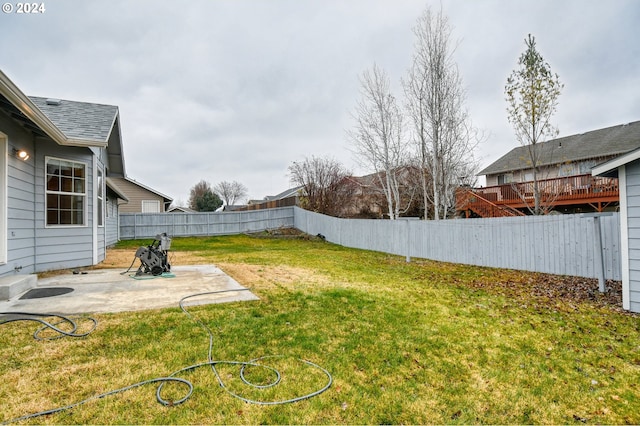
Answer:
[456, 188, 525, 218]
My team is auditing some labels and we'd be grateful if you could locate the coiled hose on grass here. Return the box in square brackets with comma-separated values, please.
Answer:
[0, 288, 332, 423]
[0, 312, 98, 340]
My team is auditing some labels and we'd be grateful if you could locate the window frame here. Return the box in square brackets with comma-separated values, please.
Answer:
[142, 199, 161, 213]
[96, 166, 104, 227]
[45, 156, 88, 228]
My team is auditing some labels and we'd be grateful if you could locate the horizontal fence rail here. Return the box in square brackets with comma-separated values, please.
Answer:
[118, 206, 621, 281]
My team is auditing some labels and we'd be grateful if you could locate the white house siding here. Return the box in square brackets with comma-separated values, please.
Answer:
[0, 114, 36, 277]
[624, 160, 640, 312]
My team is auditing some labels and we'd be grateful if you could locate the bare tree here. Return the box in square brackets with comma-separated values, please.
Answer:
[348, 64, 412, 220]
[287, 155, 352, 217]
[403, 5, 480, 220]
[505, 34, 563, 215]
[214, 180, 248, 206]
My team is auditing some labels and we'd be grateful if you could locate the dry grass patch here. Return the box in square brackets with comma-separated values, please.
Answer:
[217, 263, 331, 291]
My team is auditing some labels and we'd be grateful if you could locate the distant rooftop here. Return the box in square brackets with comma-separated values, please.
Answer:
[479, 120, 640, 176]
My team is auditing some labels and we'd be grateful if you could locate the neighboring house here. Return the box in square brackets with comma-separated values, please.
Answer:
[167, 205, 196, 213]
[338, 168, 422, 219]
[250, 170, 421, 219]
[216, 205, 245, 212]
[0, 70, 129, 280]
[241, 186, 302, 211]
[108, 176, 172, 213]
[339, 174, 386, 218]
[263, 186, 303, 202]
[458, 121, 640, 217]
[592, 148, 640, 313]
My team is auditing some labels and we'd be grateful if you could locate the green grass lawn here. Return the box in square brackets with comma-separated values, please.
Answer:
[1, 233, 639, 424]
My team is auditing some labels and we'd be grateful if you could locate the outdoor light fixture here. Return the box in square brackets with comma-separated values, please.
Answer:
[12, 148, 30, 161]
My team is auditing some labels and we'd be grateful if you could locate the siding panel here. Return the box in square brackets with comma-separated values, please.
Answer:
[625, 160, 640, 311]
[33, 141, 97, 273]
[1, 114, 36, 277]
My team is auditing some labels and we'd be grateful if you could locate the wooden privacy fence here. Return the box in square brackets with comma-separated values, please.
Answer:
[293, 207, 621, 281]
[119, 207, 295, 240]
[119, 206, 621, 281]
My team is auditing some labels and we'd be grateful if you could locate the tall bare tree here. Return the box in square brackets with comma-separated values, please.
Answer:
[403, 5, 480, 220]
[505, 34, 563, 215]
[288, 155, 352, 217]
[213, 180, 248, 206]
[348, 64, 411, 220]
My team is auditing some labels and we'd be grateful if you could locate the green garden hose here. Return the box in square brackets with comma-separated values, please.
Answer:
[1, 288, 332, 423]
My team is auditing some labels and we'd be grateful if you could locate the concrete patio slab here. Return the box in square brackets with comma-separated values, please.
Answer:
[0, 265, 259, 315]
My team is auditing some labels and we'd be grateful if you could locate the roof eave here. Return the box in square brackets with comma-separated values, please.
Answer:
[105, 177, 130, 202]
[0, 70, 108, 148]
[124, 176, 173, 202]
[592, 147, 640, 177]
[59, 137, 109, 148]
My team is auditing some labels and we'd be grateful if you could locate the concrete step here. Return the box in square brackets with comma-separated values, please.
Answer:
[0, 274, 37, 300]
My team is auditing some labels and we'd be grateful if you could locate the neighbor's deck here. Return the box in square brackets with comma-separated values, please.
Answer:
[456, 173, 619, 217]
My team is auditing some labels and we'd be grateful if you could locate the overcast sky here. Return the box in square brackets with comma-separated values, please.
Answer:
[2, 0, 639, 204]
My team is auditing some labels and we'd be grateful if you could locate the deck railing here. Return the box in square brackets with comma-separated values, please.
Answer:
[456, 174, 619, 217]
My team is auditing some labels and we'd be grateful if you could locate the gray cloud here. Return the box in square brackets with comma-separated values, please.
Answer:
[1, 0, 638, 201]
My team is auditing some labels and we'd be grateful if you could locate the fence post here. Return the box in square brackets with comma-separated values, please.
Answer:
[593, 216, 606, 292]
[406, 218, 411, 263]
[403, 218, 420, 262]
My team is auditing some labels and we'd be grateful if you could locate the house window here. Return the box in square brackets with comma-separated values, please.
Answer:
[46, 157, 86, 226]
[579, 160, 597, 174]
[97, 168, 104, 227]
[497, 173, 513, 185]
[142, 200, 160, 213]
[559, 163, 576, 177]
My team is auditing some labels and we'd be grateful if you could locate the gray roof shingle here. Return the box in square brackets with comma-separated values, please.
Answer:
[479, 120, 640, 176]
[28, 96, 118, 142]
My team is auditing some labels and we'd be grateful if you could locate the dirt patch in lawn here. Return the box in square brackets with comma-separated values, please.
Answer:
[215, 263, 332, 292]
